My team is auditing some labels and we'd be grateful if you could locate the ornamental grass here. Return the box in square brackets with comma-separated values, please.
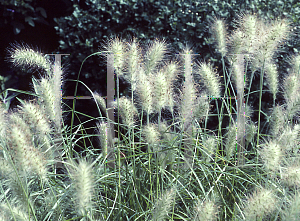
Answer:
[0, 11, 300, 220]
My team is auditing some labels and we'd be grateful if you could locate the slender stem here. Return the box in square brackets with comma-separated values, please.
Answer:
[116, 70, 121, 219]
[147, 110, 152, 203]
[246, 70, 255, 107]
[131, 87, 136, 192]
[256, 60, 265, 178]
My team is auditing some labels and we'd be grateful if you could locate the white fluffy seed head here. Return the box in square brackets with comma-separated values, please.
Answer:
[243, 187, 277, 220]
[282, 191, 300, 220]
[163, 61, 180, 84]
[264, 62, 279, 97]
[20, 101, 52, 135]
[162, 62, 180, 113]
[245, 121, 257, 143]
[282, 72, 300, 119]
[269, 105, 287, 138]
[136, 65, 154, 114]
[193, 198, 219, 221]
[193, 93, 210, 123]
[237, 12, 258, 41]
[196, 62, 221, 97]
[33, 77, 62, 132]
[0, 203, 31, 221]
[67, 158, 95, 216]
[102, 36, 126, 77]
[6, 42, 52, 75]
[282, 164, 300, 187]
[258, 140, 283, 173]
[8, 113, 47, 180]
[231, 54, 246, 95]
[154, 70, 169, 112]
[178, 77, 197, 130]
[19, 101, 53, 158]
[152, 187, 176, 221]
[228, 12, 291, 71]
[225, 122, 237, 160]
[284, 73, 300, 102]
[289, 54, 300, 77]
[229, 12, 259, 55]
[93, 91, 107, 115]
[111, 96, 138, 127]
[252, 17, 291, 68]
[278, 125, 299, 153]
[201, 135, 217, 163]
[143, 123, 160, 146]
[145, 39, 168, 75]
[0, 101, 8, 140]
[96, 122, 108, 158]
[210, 18, 228, 57]
[124, 37, 143, 91]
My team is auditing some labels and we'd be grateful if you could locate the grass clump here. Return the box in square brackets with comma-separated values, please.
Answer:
[1, 11, 300, 220]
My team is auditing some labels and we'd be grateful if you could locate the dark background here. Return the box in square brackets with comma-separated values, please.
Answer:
[1, 0, 300, 152]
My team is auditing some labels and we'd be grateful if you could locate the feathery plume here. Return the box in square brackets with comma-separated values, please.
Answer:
[6, 42, 52, 74]
[258, 140, 283, 173]
[136, 64, 154, 114]
[0, 101, 8, 141]
[282, 71, 300, 119]
[101, 36, 127, 77]
[288, 54, 300, 77]
[145, 38, 168, 75]
[193, 93, 210, 123]
[264, 62, 279, 97]
[93, 91, 107, 117]
[281, 164, 300, 188]
[124, 37, 143, 92]
[0, 203, 32, 221]
[201, 135, 217, 163]
[176, 47, 198, 136]
[153, 70, 169, 112]
[111, 96, 138, 127]
[252, 16, 291, 67]
[19, 101, 52, 154]
[242, 187, 277, 220]
[163, 61, 180, 85]
[67, 158, 96, 216]
[196, 61, 221, 97]
[8, 113, 48, 180]
[224, 122, 238, 160]
[96, 122, 109, 158]
[238, 13, 258, 42]
[282, 191, 300, 220]
[143, 123, 160, 146]
[151, 187, 176, 221]
[231, 54, 246, 95]
[245, 121, 257, 143]
[269, 105, 287, 138]
[210, 17, 228, 57]
[7, 44, 65, 135]
[193, 198, 219, 221]
[229, 12, 259, 55]
[162, 61, 180, 113]
[33, 76, 63, 133]
[277, 124, 299, 154]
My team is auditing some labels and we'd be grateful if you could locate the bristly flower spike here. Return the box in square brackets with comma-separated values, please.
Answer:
[210, 17, 228, 57]
[6, 42, 52, 75]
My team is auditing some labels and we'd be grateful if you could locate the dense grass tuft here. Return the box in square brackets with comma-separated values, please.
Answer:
[1, 11, 300, 220]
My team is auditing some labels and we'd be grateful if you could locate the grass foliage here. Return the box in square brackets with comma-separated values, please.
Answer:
[1, 11, 300, 220]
